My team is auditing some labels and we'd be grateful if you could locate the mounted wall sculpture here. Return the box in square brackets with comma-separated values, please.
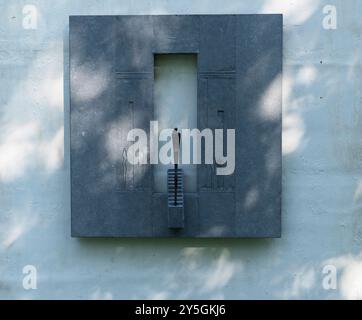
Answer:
[70, 14, 282, 237]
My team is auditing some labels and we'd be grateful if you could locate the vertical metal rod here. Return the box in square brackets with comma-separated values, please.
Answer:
[172, 128, 181, 206]
[174, 163, 178, 206]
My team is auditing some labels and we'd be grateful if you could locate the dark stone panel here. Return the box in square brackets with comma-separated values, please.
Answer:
[114, 15, 154, 72]
[70, 16, 153, 237]
[70, 14, 282, 238]
[234, 14, 282, 237]
[152, 15, 200, 53]
[199, 192, 235, 237]
[198, 15, 236, 72]
[69, 16, 116, 68]
[198, 76, 236, 193]
[72, 192, 153, 237]
[115, 78, 153, 191]
[152, 194, 199, 237]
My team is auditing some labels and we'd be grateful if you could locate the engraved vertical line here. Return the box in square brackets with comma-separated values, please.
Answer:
[130, 100, 135, 190]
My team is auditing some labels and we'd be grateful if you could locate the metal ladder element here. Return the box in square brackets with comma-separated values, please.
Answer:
[167, 168, 184, 229]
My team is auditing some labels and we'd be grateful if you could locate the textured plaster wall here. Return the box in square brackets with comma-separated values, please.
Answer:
[0, 0, 361, 299]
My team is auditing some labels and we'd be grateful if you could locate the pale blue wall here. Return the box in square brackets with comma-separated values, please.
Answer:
[0, 0, 362, 299]
[154, 54, 197, 193]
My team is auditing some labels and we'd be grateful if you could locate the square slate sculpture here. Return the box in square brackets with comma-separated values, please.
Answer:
[70, 14, 282, 237]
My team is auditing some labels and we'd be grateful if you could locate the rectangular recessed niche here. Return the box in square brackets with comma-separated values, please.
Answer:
[153, 54, 197, 193]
